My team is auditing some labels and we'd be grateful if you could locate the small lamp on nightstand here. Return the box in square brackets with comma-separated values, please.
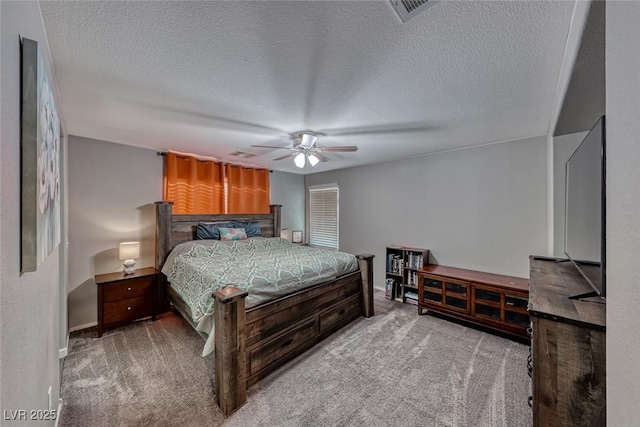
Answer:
[280, 228, 292, 242]
[119, 241, 140, 275]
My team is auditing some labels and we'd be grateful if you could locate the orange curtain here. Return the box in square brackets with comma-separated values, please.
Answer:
[163, 152, 225, 214]
[226, 164, 270, 214]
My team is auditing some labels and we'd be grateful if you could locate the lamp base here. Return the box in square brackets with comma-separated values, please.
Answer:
[123, 259, 136, 275]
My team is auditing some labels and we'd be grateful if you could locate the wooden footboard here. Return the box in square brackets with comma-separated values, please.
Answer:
[154, 201, 374, 417]
[213, 254, 374, 416]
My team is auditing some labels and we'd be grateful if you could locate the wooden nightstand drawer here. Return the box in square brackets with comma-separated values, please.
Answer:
[95, 267, 158, 337]
[104, 295, 153, 325]
[103, 276, 153, 303]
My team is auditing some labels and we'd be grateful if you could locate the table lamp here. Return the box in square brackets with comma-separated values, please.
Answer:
[119, 241, 140, 274]
[280, 228, 292, 242]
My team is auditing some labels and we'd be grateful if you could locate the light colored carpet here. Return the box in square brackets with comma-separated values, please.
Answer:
[60, 293, 531, 427]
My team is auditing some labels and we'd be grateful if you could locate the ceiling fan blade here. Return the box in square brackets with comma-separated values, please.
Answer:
[312, 152, 330, 162]
[273, 153, 297, 161]
[321, 123, 442, 137]
[251, 144, 291, 149]
[318, 146, 358, 152]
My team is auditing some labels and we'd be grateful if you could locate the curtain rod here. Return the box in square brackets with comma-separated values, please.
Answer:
[157, 151, 273, 172]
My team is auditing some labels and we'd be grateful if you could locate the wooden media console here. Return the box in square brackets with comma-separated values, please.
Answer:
[418, 265, 530, 339]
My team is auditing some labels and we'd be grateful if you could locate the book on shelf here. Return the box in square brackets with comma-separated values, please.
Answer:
[404, 291, 418, 300]
[386, 254, 404, 275]
[407, 252, 424, 269]
[387, 254, 397, 273]
[395, 280, 403, 300]
[384, 278, 395, 300]
[406, 270, 418, 286]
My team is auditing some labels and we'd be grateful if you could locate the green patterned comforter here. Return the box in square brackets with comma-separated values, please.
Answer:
[162, 237, 358, 326]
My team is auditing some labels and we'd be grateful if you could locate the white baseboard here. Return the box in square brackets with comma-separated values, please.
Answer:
[69, 321, 97, 333]
[59, 331, 70, 359]
[54, 399, 63, 427]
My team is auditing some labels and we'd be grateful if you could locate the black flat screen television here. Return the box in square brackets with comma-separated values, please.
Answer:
[564, 116, 606, 299]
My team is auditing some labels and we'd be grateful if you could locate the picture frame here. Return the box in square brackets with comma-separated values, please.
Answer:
[292, 230, 303, 243]
[21, 37, 61, 273]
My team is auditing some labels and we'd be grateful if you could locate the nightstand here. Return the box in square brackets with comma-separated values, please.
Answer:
[95, 267, 158, 337]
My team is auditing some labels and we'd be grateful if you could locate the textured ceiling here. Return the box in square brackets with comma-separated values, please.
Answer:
[40, 0, 574, 174]
[554, 0, 605, 136]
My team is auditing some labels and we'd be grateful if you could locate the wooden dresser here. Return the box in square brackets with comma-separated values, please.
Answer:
[95, 267, 158, 337]
[528, 256, 606, 426]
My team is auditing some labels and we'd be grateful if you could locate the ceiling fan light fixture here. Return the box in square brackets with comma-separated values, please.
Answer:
[307, 154, 320, 166]
[299, 133, 318, 148]
[294, 152, 306, 168]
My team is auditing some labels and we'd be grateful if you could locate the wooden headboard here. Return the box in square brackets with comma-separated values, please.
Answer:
[154, 201, 282, 270]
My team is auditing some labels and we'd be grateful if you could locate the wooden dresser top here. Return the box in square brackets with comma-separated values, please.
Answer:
[418, 264, 529, 292]
[95, 267, 157, 285]
[528, 256, 605, 330]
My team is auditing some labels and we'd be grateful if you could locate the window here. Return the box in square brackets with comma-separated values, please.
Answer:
[308, 184, 339, 250]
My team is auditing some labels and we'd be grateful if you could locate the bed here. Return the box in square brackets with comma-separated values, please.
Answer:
[154, 201, 374, 416]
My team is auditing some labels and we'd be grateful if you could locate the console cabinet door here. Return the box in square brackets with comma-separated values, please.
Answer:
[472, 283, 502, 322]
[442, 277, 469, 313]
[420, 274, 444, 306]
[503, 291, 530, 329]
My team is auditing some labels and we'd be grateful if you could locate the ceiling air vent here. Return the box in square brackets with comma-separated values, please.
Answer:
[389, 0, 440, 23]
[229, 151, 257, 159]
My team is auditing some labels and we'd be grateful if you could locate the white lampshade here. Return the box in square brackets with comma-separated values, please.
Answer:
[307, 154, 320, 166]
[300, 133, 318, 148]
[294, 152, 306, 168]
[119, 242, 140, 261]
[280, 228, 292, 242]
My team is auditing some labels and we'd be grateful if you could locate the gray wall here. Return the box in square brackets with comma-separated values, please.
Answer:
[306, 136, 548, 288]
[606, 2, 640, 424]
[553, 131, 587, 257]
[67, 137, 305, 329]
[269, 170, 305, 233]
[1, 1, 62, 421]
[67, 136, 163, 329]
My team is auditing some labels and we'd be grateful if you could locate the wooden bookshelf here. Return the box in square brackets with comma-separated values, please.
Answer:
[385, 246, 429, 304]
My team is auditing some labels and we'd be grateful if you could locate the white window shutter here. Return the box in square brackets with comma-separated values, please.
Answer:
[308, 186, 339, 250]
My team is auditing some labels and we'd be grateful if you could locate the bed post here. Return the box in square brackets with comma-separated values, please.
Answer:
[155, 201, 173, 270]
[213, 286, 249, 416]
[270, 204, 282, 237]
[356, 254, 375, 318]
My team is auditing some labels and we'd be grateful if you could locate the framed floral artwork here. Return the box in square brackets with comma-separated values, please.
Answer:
[21, 38, 61, 273]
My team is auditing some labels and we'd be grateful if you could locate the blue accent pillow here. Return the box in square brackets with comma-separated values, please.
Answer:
[233, 221, 262, 238]
[196, 222, 236, 240]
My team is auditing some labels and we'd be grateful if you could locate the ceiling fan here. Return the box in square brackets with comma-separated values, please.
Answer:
[251, 131, 358, 168]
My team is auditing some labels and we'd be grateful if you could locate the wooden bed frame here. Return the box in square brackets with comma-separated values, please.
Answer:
[154, 201, 374, 416]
